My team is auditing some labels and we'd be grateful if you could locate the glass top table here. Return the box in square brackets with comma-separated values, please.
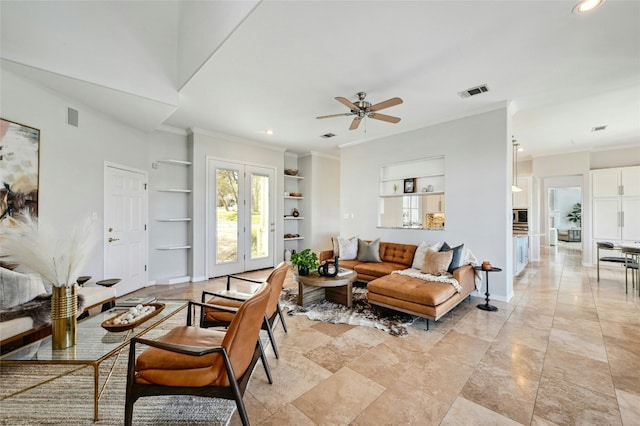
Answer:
[1, 299, 187, 420]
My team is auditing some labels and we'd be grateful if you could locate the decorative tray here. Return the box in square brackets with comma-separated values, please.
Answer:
[101, 303, 165, 332]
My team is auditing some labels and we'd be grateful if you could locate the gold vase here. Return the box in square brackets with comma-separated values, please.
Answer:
[51, 285, 78, 350]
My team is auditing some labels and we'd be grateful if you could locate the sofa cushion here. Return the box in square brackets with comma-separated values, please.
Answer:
[357, 238, 381, 262]
[368, 274, 458, 307]
[411, 241, 444, 269]
[421, 249, 453, 276]
[379, 243, 417, 267]
[354, 261, 410, 279]
[440, 242, 465, 273]
[0, 267, 46, 310]
[338, 237, 358, 260]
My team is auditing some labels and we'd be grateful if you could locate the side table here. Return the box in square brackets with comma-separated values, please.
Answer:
[474, 266, 501, 312]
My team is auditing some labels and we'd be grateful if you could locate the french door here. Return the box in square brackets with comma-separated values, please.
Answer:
[104, 163, 148, 296]
[208, 159, 275, 277]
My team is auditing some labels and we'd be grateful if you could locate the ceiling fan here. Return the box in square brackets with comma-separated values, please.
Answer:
[316, 91, 403, 130]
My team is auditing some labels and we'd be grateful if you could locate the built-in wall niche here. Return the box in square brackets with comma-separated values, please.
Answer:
[378, 156, 446, 230]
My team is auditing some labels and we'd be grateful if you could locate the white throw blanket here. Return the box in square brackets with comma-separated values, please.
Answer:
[391, 269, 462, 293]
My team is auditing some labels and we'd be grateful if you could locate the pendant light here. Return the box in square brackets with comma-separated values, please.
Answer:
[512, 138, 523, 193]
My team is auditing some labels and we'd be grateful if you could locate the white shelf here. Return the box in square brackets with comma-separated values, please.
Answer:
[380, 191, 444, 198]
[157, 159, 192, 166]
[156, 218, 192, 222]
[284, 196, 304, 200]
[157, 245, 192, 250]
[380, 172, 443, 182]
[284, 237, 304, 241]
[284, 216, 304, 220]
[285, 175, 304, 180]
[158, 189, 192, 193]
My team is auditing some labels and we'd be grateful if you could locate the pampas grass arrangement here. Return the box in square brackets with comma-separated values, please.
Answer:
[2, 212, 99, 287]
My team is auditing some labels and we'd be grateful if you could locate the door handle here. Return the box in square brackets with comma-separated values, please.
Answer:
[108, 237, 120, 243]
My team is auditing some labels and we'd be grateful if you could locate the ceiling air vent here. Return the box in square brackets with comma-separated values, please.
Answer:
[321, 133, 336, 139]
[458, 84, 489, 98]
[591, 125, 607, 132]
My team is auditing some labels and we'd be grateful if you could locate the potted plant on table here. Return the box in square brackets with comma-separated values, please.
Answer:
[290, 248, 319, 276]
[566, 202, 582, 228]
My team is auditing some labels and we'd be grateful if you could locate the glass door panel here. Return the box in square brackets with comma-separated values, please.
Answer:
[215, 167, 239, 265]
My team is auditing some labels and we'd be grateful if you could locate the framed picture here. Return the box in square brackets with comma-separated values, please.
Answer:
[0, 118, 40, 227]
[404, 178, 416, 193]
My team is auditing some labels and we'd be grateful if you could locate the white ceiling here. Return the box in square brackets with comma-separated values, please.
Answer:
[2, 1, 639, 159]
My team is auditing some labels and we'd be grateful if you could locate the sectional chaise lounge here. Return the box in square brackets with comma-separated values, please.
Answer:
[319, 239, 477, 329]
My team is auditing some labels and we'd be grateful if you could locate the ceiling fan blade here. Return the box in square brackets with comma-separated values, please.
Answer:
[368, 112, 401, 124]
[370, 97, 403, 112]
[349, 116, 363, 130]
[316, 113, 353, 119]
[335, 96, 360, 111]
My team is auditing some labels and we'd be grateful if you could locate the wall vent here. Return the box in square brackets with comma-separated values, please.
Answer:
[321, 133, 336, 138]
[458, 84, 489, 98]
[67, 107, 79, 127]
[591, 125, 607, 132]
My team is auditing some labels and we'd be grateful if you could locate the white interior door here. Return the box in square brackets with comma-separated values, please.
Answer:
[104, 163, 148, 296]
[208, 159, 274, 277]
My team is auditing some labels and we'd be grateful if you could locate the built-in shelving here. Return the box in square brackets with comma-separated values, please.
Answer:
[157, 245, 192, 250]
[157, 159, 192, 166]
[156, 218, 192, 222]
[158, 188, 192, 193]
[284, 172, 304, 245]
[284, 216, 304, 220]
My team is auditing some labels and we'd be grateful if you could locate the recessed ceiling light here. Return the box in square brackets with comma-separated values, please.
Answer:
[265, 129, 274, 135]
[572, 0, 604, 14]
[321, 133, 336, 139]
[517, 146, 524, 152]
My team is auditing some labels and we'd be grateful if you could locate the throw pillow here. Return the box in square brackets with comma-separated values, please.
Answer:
[411, 241, 444, 269]
[338, 237, 358, 260]
[357, 238, 381, 262]
[421, 249, 453, 276]
[440, 242, 465, 273]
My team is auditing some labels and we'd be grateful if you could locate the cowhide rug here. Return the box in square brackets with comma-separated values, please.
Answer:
[280, 287, 415, 337]
[0, 293, 85, 327]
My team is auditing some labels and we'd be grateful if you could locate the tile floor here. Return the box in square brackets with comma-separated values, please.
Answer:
[130, 242, 640, 425]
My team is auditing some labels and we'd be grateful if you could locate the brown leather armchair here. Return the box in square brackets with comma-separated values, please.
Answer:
[124, 282, 271, 426]
[200, 262, 288, 358]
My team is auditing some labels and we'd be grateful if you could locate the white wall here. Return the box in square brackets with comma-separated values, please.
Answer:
[339, 108, 513, 301]
[188, 129, 285, 281]
[1, 69, 150, 283]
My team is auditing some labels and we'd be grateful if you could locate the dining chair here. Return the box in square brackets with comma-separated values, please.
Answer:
[124, 282, 272, 426]
[596, 241, 626, 281]
[621, 246, 640, 295]
[200, 262, 289, 359]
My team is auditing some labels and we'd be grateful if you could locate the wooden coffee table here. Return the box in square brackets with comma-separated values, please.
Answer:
[295, 269, 357, 307]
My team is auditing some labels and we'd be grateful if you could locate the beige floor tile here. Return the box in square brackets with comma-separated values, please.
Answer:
[553, 302, 599, 322]
[247, 351, 332, 409]
[547, 328, 608, 362]
[533, 376, 622, 425]
[481, 340, 545, 382]
[453, 308, 508, 341]
[310, 321, 356, 337]
[595, 307, 640, 327]
[605, 335, 640, 395]
[428, 330, 491, 368]
[530, 415, 560, 425]
[494, 322, 550, 352]
[551, 315, 602, 338]
[506, 306, 554, 331]
[255, 404, 316, 426]
[346, 341, 422, 388]
[461, 362, 538, 424]
[441, 396, 524, 426]
[541, 346, 615, 396]
[397, 356, 476, 405]
[615, 388, 640, 426]
[352, 383, 450, 426]
[292, 366, 385, 425]
[600, 319, 640, 344]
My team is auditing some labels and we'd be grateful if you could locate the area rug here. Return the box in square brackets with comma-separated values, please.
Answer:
[0, 313, 236, 425]
[280, 287, 415, 337]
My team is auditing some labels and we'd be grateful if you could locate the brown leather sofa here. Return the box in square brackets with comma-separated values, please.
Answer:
[319, 241, 417, 282]
[320, 241, 476, 328]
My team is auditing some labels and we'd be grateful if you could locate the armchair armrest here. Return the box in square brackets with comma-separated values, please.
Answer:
[131, 336, 225, 357]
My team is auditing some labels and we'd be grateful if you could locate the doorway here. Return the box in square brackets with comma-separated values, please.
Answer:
[548, 186, 582, 250]
[104, 163, 148, 296]
[208, 159, 275, 277]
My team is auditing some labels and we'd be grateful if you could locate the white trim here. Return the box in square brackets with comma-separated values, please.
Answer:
[188, 127, 287, 153]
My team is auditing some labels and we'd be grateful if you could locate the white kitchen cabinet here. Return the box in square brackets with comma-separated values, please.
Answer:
[513, 235, 529, 275]
[591, 166, 640, 264]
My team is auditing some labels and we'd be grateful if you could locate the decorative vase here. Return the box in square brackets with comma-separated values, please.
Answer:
[51, 285, 78, 350]
[298, 266, 310, 276]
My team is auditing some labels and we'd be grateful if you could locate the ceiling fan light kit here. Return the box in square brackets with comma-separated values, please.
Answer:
[317, 91, 403, 130]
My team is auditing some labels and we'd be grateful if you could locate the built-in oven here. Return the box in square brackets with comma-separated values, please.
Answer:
[513, 209, 528, 224]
